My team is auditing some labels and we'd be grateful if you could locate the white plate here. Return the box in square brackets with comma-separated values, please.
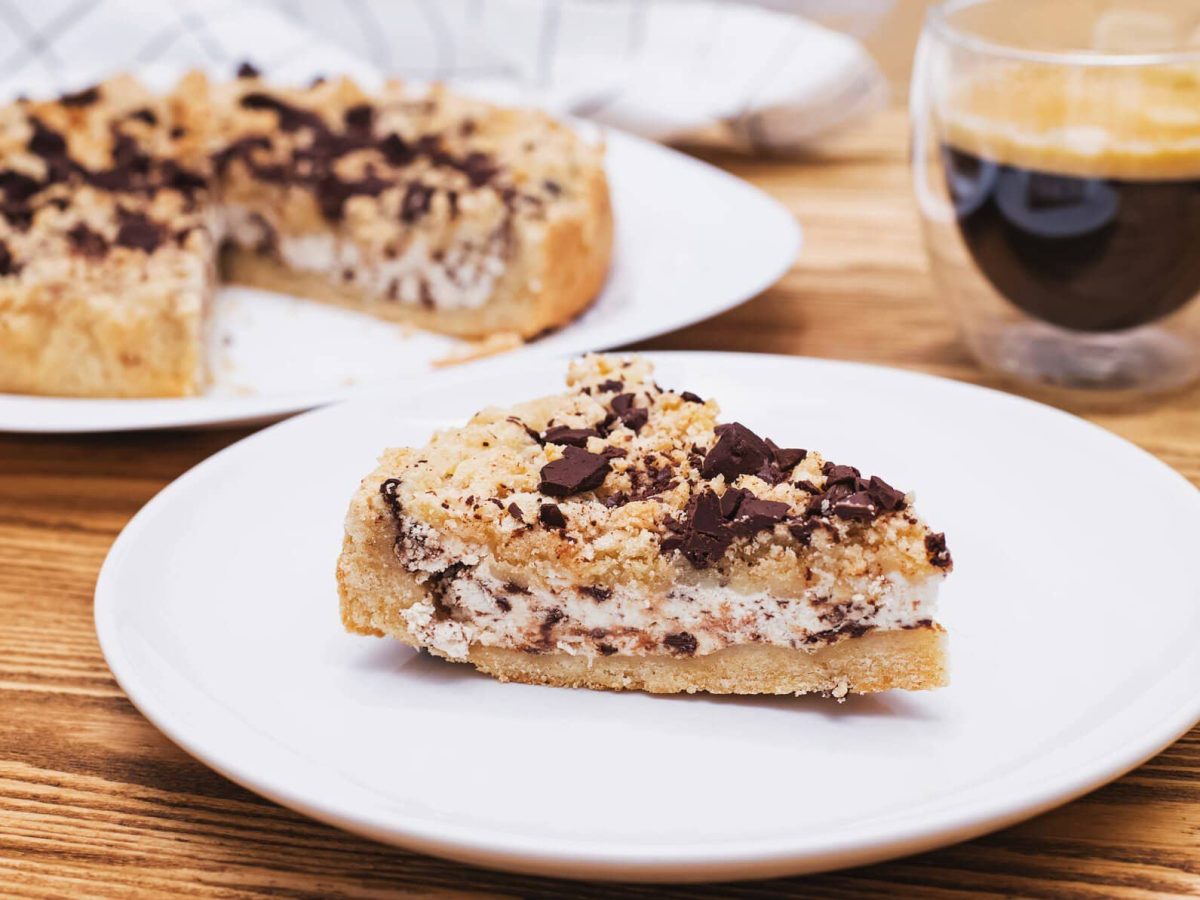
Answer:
[94, 351, 1200, 882]
[0, 133, 798, 433]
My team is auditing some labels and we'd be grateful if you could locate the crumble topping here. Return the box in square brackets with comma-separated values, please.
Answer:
[371, 354, 953, 659]
[0, 75, 216, 282]
[0, 64, 601, 314]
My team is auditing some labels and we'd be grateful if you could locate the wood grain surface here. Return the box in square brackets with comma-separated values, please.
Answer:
[3, 106, 1199, 898]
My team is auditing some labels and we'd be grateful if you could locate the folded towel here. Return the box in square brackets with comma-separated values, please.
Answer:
[0, 0, 888, 152]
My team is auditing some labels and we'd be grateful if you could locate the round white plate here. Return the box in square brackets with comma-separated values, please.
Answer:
[95, 351, 1200, 882]
[0, 133, 798, 433]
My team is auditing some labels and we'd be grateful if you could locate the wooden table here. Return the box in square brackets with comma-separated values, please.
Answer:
[3, 107, 1199, 898]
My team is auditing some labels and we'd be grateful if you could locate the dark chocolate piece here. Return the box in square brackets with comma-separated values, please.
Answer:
[867, 475, 907, 511]
[788, 518, 818, 545]
[67, 223, 108, 258]
[236, 61, 261, 78]
[807, 480, 855, 516]
[661, 490, 733, 569]
[731, 497, 790, 536]
[822, 463, 862, 486]
[239, 92, 326, 132]
[663, 632, 698, 655]
[114, 210, 163, 252]
[925, 532, 952, 568]
[27, 118, 67, 158]
[620, 407, 648, 432]
[379, 478, 403, 519]
[379, 132, 415, 167]
[538, 503, 566, 529]
[690, 489, 727, 537]
[766, 438, 807, 471]
[538, 446, 611, 497]
[507, 502, 524, 522]
[160, 161, 207, 196]
[542, 426, 599, 447]
[611, 393, 635, 415]
[0, 204, 31, 230]
[0, 170, 41, 204]
[700, 422, 771, 482]
[110, 132, 151, 177]
[719, 486, 748, 519]
[459, 151, 497, 187]
[831, 491, 877, 521]
[609, 392, 650, 430]
[343, 103, 374, 133]
[59, 85, 101, 107]
[679, 391, 703, 403]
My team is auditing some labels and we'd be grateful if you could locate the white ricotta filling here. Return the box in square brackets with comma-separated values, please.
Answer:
[223, 203, 508, 311]
[401, 560, 941, 662]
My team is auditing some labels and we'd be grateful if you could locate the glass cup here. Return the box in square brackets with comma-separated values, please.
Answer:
[911, 0, 1200, 396]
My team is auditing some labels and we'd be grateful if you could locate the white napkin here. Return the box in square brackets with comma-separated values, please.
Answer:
[0, 0, 888, 152]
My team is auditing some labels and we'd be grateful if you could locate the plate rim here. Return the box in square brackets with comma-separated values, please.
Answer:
[93, 350, 1200, 882]
[0, 130, 800, 434]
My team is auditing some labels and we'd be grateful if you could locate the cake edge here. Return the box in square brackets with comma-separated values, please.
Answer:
[222, 160, 613, 340]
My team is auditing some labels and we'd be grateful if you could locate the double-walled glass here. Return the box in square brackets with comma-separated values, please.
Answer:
[912, 0, 1200, 396]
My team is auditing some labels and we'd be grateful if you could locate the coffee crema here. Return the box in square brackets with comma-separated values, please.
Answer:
[941, 67, 1200, 333]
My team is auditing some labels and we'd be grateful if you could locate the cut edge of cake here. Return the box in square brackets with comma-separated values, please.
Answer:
[218, 147, 611, 341]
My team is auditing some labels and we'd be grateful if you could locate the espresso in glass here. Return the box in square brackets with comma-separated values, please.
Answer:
[943, 67, 1200, 334]
[912, 0, 1200, 395]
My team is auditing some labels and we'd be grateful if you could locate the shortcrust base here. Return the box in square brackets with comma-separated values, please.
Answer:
[454, 627, 948, 695]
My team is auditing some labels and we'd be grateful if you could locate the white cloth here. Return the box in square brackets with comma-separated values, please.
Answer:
[0, 0, 889, 152]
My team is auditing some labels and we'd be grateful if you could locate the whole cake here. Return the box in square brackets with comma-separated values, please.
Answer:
[0, 68, 611, 397]
[337, 354, 953, 697]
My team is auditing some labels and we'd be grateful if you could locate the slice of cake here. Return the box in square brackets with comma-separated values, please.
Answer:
[337, 355, 953, 697]
[0, 68, 612, 398]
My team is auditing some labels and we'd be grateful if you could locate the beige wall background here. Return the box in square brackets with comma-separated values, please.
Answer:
[864, 0, 938, 93]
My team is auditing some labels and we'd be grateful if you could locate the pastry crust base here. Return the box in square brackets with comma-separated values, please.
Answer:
[433, 628, 945, 695]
